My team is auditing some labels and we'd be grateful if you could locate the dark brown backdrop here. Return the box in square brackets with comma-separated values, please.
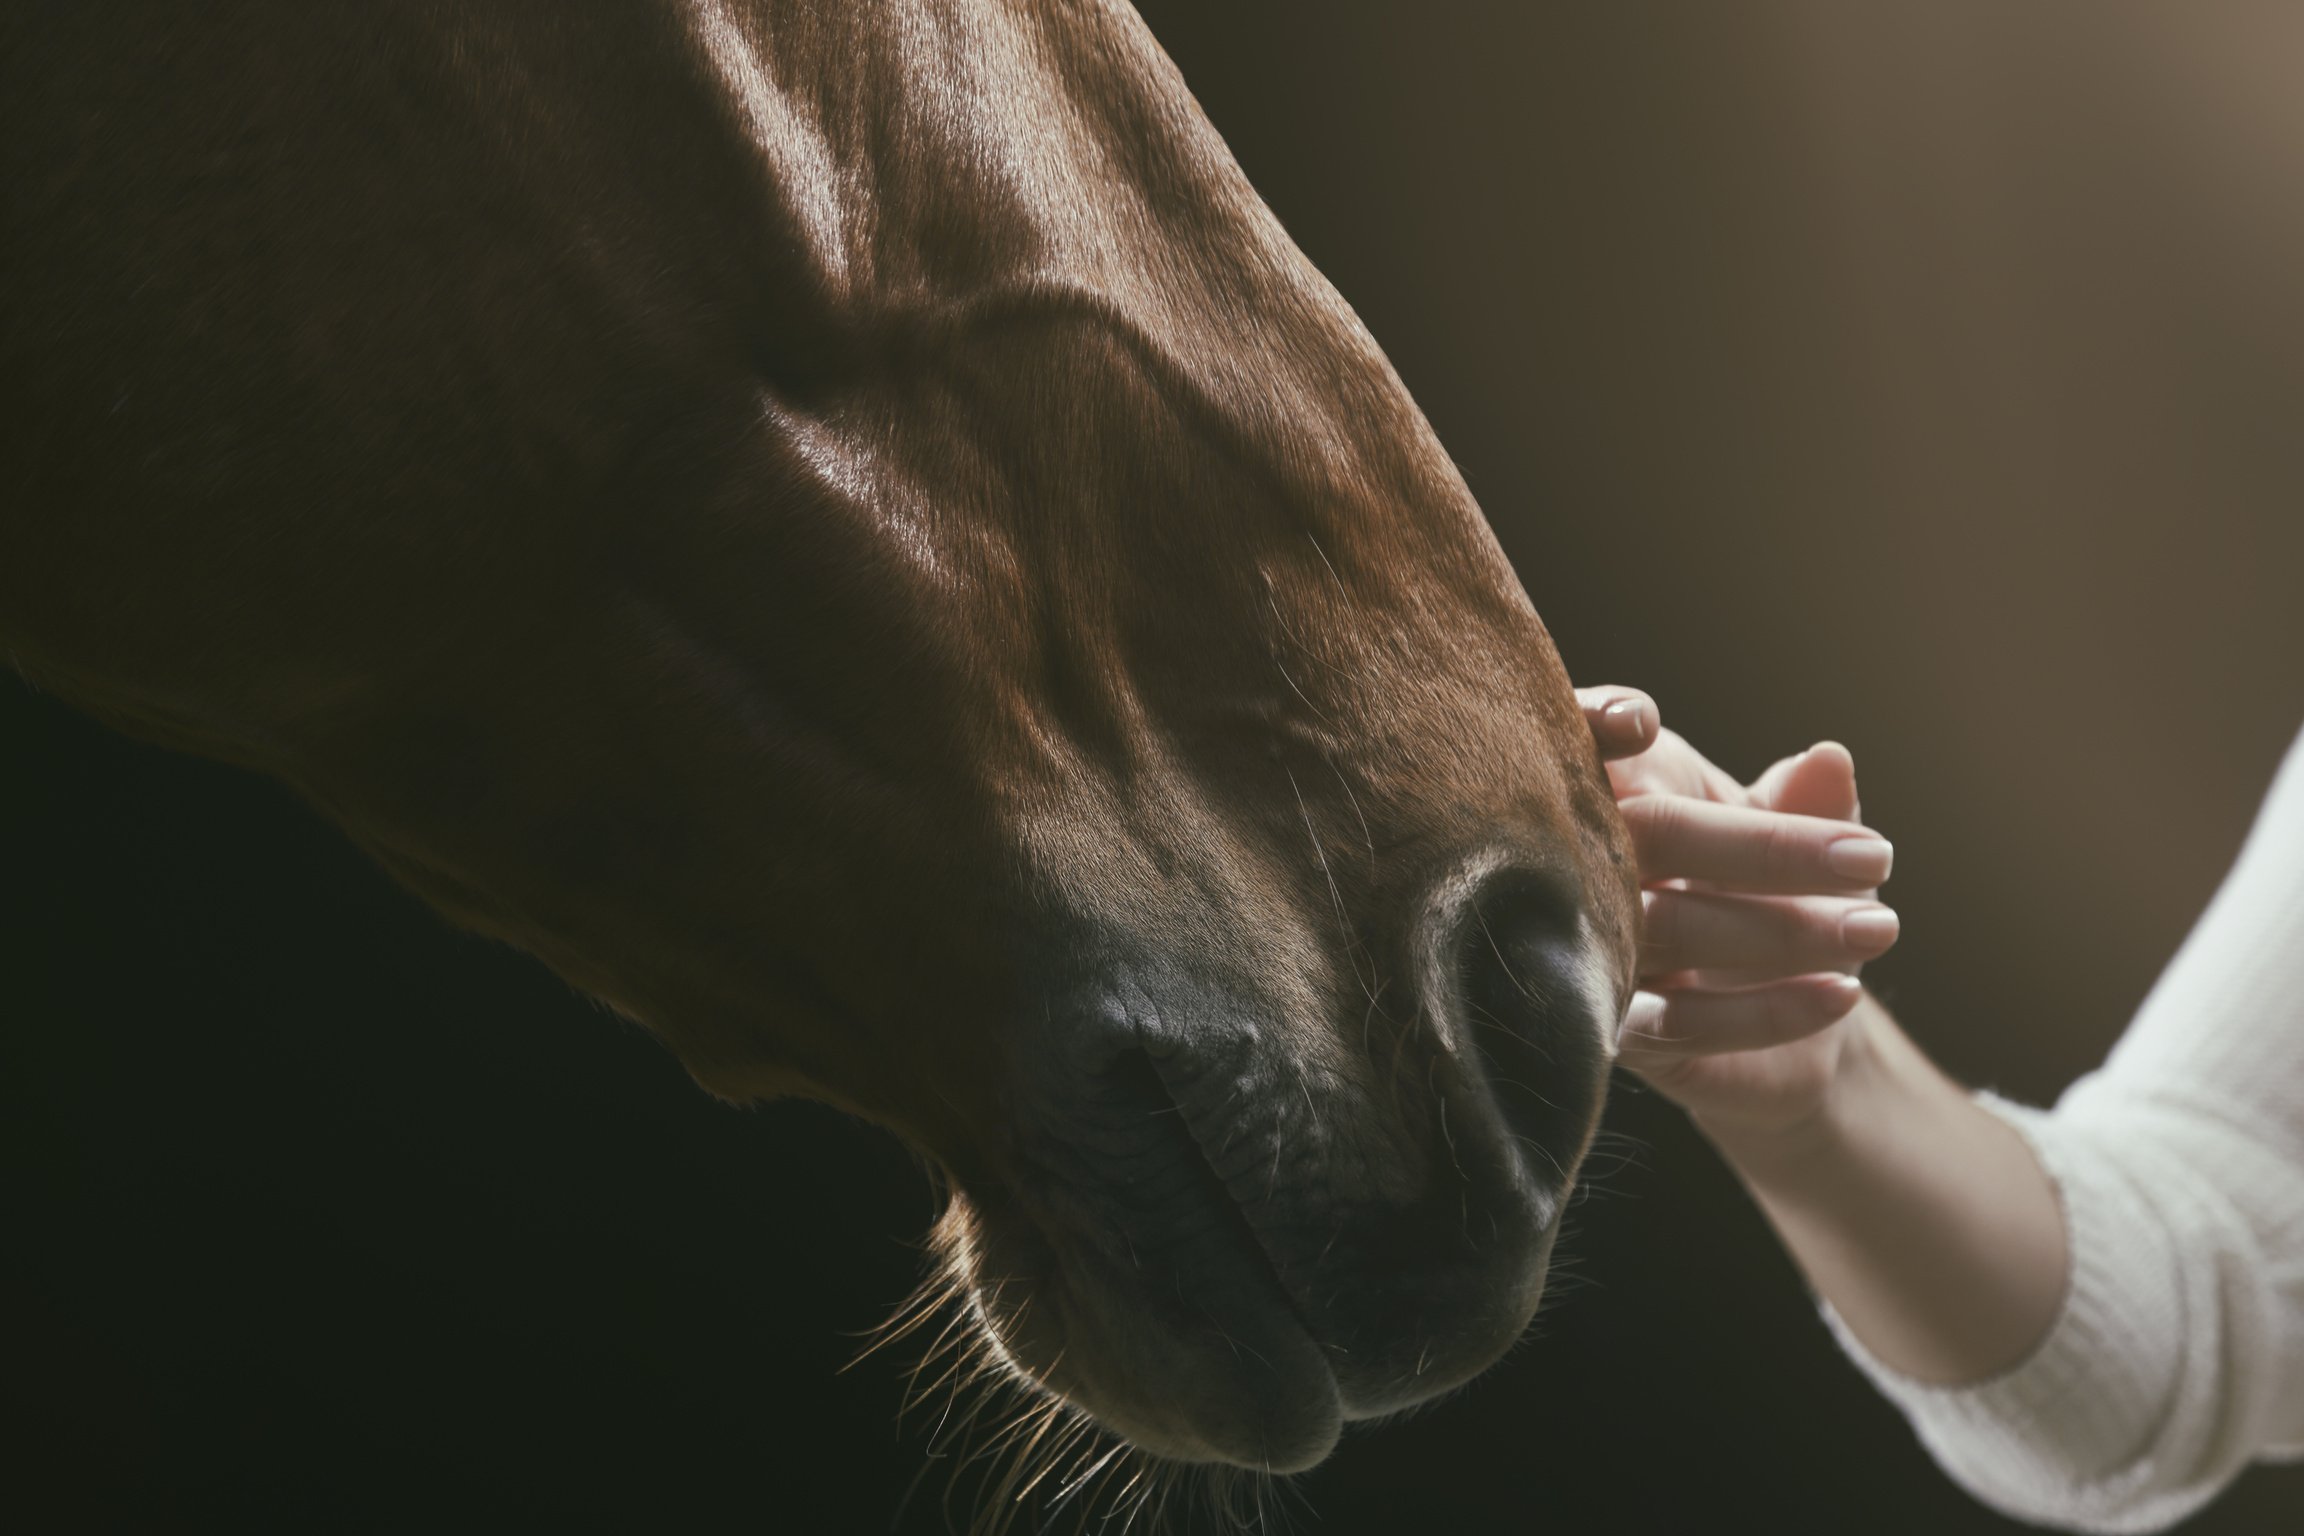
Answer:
[8, 4, 2301, 1532]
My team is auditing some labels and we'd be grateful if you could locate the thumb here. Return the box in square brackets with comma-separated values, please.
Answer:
[1751, 741, 1861, 823]
[1575, 686, 1660, 763]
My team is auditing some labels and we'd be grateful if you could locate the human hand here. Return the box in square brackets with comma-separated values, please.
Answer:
[1575, 687, 1899, 1138]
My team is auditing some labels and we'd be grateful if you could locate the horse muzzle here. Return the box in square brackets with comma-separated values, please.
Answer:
[949, 864, 1622, 1472]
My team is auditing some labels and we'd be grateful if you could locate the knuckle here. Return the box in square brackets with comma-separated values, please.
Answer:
[1798, 899, 1850, 960]
[1622, 794, 1686, 866]
[1762, 817, 1805, 878]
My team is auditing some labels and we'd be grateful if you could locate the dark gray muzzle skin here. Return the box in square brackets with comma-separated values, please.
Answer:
[986, 863, 1614, 1471]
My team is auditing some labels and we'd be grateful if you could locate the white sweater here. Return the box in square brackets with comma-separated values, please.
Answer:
[1830, 726, 2304, 1532]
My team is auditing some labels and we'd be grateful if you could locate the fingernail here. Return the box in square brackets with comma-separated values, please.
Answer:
[1602, 697, 1653, 734]
[1825, 837, 1893, 883]
[1841, 905, 1900, 953]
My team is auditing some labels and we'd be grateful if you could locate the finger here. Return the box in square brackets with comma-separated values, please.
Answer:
[1576, 686, 1660, 762]
[1615, 975, 1862, 1057]
[1748, 748, 1814, 813]
[1620, 794, 1893, 892]
[1605, 727, 1751, 804]
[1622, 794, 1891, 891]
[1752, 740, 1860, 823]
[1640, 889, 1899, 982]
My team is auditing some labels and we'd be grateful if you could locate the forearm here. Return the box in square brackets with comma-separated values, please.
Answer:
[1699, 995, 2070, 1385]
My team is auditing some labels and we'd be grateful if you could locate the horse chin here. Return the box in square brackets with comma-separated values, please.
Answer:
[934, 1189, 1346, 1475]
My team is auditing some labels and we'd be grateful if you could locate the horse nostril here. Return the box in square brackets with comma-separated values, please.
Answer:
[1455, 872, 1611, 1183]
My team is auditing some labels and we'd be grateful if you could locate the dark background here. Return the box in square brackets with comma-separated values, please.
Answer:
[9, 3, 2304, 1532]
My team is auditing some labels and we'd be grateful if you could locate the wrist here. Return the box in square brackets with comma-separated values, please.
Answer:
[1690, 996, 2072, 1383]
[1691, 995, 1905, 1190]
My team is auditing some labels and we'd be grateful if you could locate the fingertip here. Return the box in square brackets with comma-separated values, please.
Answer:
[1615, 989, 1666, 1049]
[1592, 691, 1659, 760]
[1811, 971, 1864, 1015]
[1840, 903, 1899, 956]
[1824, 834, 1894, 886]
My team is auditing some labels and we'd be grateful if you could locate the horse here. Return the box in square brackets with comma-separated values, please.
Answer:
[1, 0, 1638, 1488]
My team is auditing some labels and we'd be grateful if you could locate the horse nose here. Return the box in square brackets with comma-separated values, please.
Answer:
[1453, 870, 1618, 1187]
[955, 882, 1629, 1457]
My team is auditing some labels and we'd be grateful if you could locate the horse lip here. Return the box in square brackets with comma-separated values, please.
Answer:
[1138, 1022, 1571, 1426]
[1139, 1051, 1330, 1349]
[1091, 1045, 1331, 1363]
[992, 1039, 1342, 1470]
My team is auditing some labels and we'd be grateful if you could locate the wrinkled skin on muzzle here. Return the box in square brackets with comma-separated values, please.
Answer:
[0, 0, 1639, 1473]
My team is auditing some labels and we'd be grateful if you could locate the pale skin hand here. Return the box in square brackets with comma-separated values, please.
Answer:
[1576, 686, 2068, 1385]
[1574, 685, 1897, 1137]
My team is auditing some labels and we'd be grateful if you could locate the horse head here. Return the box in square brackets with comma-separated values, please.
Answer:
[0, 0, 1638, 1476]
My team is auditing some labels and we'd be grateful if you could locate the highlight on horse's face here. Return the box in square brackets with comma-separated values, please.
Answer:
[695, 289, 1642, 1471]
[599, 6, 1645, 1467]
[2, 0, 1638, 1483]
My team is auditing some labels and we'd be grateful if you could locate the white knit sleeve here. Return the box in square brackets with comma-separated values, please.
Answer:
[1826, 725, 2304, 1534]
